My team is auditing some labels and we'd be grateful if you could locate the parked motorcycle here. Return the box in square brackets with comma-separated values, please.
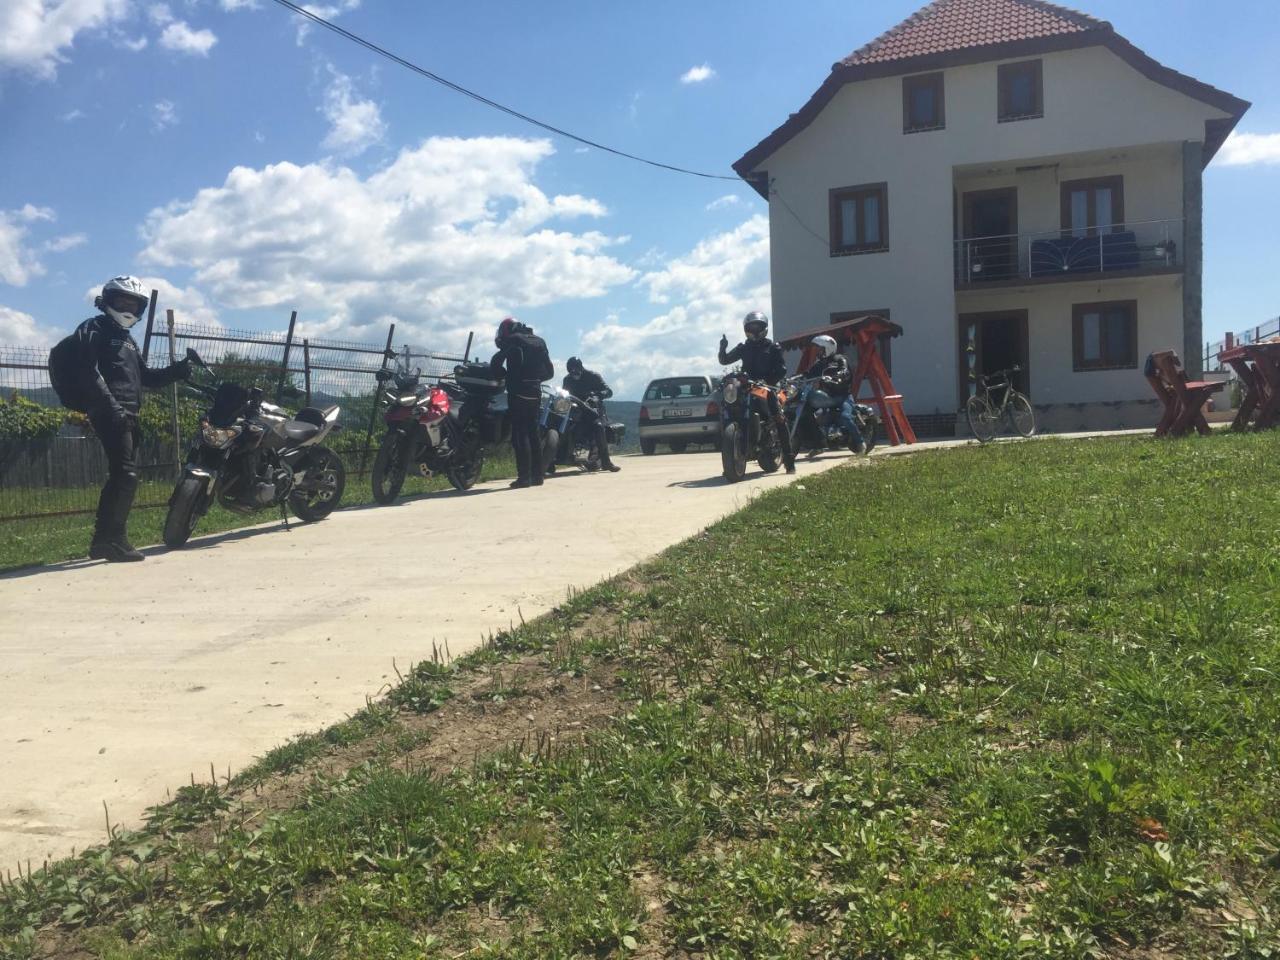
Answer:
[784, 375, 879, 455]
[540, 388, 625, 474]
[370, 363, 487, 504]
[718, 371, 785, 483]
[163, 350, 346, 548]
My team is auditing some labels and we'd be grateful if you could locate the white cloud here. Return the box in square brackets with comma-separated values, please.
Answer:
[680, 63, 716, 85]
[153, 98, 177, 130]
[62, 108, 84, 122]
[0, 0, 129, 80]
[157, 17, 217, 56]
[706, 194, 741, 211]
[0, 205, 56, 287]
[221, 0, 256, 9]
[580, 215, 770, 396]
[320, 69, 385, 156]
[140, 136, 635, 344]
[1217, 131, 1280, 167]
[0, 305, 59, 347]
[44, 233, 87, 252]
[147, 3, 172, 25]
[294, 0, 359, 42]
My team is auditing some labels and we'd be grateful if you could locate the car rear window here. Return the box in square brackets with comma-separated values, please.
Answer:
[644, 378, 710, 401]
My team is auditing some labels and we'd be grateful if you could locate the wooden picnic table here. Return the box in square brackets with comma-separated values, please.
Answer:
[1145, 349, 1224, 438]
[1219, 341, 1280, 431]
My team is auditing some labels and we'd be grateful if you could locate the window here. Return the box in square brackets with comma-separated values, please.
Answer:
[998, 60, 1043, 121]
[829, 183, 889, 256]
[903, 73, 945, 132]
[1061, 176, 1124, 237]
[1073, 301, 1137, 371]
[643, 378, 709, 401]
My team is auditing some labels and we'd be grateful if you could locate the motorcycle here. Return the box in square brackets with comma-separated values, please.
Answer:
[163, 350, 346, 548]
[717, 370, 786, 483]
[369, 361, 488, 504]
[539, 388, 625, 475]
[784, 375, 879, 455]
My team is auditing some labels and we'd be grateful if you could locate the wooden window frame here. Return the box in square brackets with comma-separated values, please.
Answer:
[828, 183, 889, 257]
[902, 72, 945, 133]
[831, 309, 892, 376]
[1072, 300, 1138, 371]
[1060, 176, 1125, 236]
[997, 60, 1043, 122]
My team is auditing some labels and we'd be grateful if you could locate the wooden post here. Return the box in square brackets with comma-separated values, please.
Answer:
[167, 309, 182, 473]
[361, 323, 396, 474]
[276, 310, 297, 405]
[302, 338, 312, 407]
[141, 290, 159, 363]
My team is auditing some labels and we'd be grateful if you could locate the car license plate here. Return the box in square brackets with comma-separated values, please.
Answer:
[663, 408, 693, 418]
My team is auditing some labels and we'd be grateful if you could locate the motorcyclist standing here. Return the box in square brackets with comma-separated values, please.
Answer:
[803, 334, 866, 454]
[491, 316, 553, 488]
[718, 310, 796, 473]
[562, 356, 621, 473]
[67, 276, 190, 561]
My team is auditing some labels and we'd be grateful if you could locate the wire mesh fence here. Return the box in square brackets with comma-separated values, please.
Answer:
[1205, 316, 1280, 372]
[0, 303, 473, 550]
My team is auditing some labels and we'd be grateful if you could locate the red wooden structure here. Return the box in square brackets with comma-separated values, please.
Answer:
[781, 315, 917, 446]
[1144, 349, 1223, 437]
[1219, 341, 1280, 431]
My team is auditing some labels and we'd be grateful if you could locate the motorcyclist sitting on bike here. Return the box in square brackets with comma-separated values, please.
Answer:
[803, 334, 866, 455]
[718, 310, 796, 473]
[563, 356, 621, 472]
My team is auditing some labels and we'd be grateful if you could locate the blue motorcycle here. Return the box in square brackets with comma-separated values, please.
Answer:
[783, 375, 879, 455]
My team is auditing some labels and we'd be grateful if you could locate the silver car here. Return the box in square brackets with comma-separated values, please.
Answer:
[638, 376, 721, 455]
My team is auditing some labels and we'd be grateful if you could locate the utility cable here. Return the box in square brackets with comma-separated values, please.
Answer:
[769, 179, 831, 249]
[268, 0, 748, 183]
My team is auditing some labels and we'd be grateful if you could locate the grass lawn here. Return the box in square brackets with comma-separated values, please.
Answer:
[0, 452, 519, 571]
[2, 432, 1278, 958]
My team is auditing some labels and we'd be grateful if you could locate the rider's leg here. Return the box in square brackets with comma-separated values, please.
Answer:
[840, 397, 866, 452]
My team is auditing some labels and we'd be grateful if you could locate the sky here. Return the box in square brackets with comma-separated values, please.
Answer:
[1, 0, 1278, 399]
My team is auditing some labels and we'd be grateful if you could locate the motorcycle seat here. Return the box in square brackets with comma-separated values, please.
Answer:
[281, 420, 322, 443]
[295, 405, 338, 426]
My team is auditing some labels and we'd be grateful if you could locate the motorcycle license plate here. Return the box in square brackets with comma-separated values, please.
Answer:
[663, 408, 693, 418]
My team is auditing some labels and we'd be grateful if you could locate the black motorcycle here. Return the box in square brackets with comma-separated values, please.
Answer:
[163, 350, 346, 548]
[784, 375, 879, 455]
[539, 387, 625, 475]
[370, 363, 489, 504]
[718, 371, 785, 483]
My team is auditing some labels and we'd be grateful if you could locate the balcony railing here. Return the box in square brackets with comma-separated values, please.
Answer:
[954, 218, 1184, 287]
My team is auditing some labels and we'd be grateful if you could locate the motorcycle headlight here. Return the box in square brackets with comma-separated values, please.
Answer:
[722, 380, 739, 405]
[201, 420, 242, 448]
[552, 395, 572, 415]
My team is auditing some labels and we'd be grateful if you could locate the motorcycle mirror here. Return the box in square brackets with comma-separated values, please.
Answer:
[185, 347, 208, 368]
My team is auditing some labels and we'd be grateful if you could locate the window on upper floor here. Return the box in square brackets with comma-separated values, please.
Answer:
[903, 73, 945, 133]
[1073, 300, 1137, 371]
[1061, 176, 1125, 237]
[829, 183, 889, 256]
[998, 60, 1043, 122]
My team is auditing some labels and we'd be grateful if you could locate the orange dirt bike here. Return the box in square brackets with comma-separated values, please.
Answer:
[717, 371, 786, 483]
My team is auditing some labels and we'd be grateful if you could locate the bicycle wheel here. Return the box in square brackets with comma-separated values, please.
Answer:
[965, 394, 997, 444]
[1008, 392, 1036, 438]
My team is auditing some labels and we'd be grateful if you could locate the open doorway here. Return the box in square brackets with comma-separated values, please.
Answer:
[961, 188, 1018, 282]
[958, 311, 1029, 405]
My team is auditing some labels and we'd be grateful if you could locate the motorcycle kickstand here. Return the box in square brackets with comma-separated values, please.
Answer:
[279, 501, 291, 532]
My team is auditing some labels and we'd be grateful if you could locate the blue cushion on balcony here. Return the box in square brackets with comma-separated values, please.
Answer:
[1029, 231, 1139, 277]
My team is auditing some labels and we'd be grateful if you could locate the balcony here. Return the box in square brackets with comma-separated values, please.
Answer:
[954, 218, 1183, 289]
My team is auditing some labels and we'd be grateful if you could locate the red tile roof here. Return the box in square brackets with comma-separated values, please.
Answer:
[841, 0, 1105, 67]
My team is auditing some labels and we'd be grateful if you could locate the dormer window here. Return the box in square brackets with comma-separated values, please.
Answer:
[998, 60, 1043, 121]
[903, 73, 945, 133]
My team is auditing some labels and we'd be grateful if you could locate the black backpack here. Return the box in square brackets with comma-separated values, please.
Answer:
[48, 331, 93, 413]
[522, 333, 554, 383]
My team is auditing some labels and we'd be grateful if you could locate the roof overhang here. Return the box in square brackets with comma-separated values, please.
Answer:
[733, 31, 1250, 197]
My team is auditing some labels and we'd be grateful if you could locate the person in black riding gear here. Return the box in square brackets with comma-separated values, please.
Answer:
[562, 356, 620, 473]
[718, 310, 796, 473]
[491, 316, 553, 488]
[70, 276, 191, 561]
[803, 334, 865, 453]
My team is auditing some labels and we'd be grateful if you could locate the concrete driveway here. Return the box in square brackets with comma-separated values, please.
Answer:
[0, 448, 860, 868]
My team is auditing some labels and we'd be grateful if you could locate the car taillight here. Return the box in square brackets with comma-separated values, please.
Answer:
[639, 405, 650, 421]
[706, 400, 719, 418]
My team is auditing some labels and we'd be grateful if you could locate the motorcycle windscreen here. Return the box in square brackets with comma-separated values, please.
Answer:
[210, 383, 250, 427]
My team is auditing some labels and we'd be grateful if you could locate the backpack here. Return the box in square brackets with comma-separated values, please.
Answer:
[523, 333, 554, 383]
[48, 332, 93, 413]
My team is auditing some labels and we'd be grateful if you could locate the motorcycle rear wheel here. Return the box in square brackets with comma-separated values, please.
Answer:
[291, 446, 345, 522]
[163, 476, 206, 548]
[371, 434, 408, 504]
[860, 418, 878, 454]
[447, 449, 484, 491]
[721, 422, 746, 483]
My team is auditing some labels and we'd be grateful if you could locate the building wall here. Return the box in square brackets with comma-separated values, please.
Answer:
[759, 43, 1229, 417]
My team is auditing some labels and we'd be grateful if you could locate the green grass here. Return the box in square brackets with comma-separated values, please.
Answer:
[0, 452, 518, 571]
[2, 432, 1279, 958]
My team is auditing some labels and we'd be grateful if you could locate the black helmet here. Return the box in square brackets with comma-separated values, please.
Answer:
[567, 356, 584, 375]
[743, 310, 769, 339]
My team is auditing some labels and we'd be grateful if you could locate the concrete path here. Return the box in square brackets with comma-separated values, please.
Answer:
[0, 448, 861, 869]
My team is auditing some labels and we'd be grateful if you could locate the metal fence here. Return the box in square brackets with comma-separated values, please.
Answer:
[0, 300, 472, 536]
[1205, 316, 1280, 373]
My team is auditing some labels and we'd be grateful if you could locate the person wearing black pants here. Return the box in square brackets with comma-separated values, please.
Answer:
[563, 356, 620, 472]
[491, 316, 554, 488]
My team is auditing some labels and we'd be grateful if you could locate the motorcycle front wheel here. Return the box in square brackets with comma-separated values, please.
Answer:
[163, 476, 207, 548]
[860, 418, 878, 454]
[291, 446, 345, 522]
[756, 415, 781, 473]
[447, 449, 484, 491]
[371, 433, 409, 504]
[721, 422, 747, 483]
[541, 428, 559, 476]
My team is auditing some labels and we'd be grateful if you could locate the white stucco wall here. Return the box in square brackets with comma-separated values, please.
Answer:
[756, 43, 1230, 415]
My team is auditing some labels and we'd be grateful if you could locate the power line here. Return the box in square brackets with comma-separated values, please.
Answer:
[268, 0, 746, 183]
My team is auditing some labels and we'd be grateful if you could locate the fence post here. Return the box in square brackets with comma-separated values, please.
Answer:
[276, 310, 297, 405]
[141, 290, 159, 364]
[463, 332, 474, 364]
[167, 309, 182, 474]
[302, 338, 312, 407]
[361, 323, 396, 474]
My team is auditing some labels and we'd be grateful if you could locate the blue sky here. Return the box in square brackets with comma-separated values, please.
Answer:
[1, 0, 1277, 397]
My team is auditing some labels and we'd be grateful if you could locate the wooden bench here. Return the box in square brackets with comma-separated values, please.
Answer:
[1144, 350, 1223, 438]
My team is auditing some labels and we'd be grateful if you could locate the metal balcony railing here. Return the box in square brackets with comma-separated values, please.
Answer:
[954, 218, 1184, 287]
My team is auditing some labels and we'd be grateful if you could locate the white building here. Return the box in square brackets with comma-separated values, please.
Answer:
[733, 0, 1248, 434]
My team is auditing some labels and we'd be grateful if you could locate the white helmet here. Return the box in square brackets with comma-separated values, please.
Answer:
[97, 276, 149, 330]
[811, 334, 838, 359]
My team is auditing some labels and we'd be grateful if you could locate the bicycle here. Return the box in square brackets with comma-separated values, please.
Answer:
[964, 366, 1036, 443]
